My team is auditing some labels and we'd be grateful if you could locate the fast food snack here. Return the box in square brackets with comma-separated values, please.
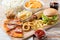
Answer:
[42, 8, 58, 25]
[25, 1, 42, 9]
[24, 0, 44, 13]
[4, 19, 23, 38]
[7, 26, 23, 38]
[5, 9, 16, 19]
[17, 10, 32, 21]
[23, 22, 31, 32]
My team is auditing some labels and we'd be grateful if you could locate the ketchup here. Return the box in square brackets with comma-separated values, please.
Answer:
[35, 30, 47, 40]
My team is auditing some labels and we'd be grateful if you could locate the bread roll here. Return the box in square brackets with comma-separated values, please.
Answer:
[43, 8, 58, 16]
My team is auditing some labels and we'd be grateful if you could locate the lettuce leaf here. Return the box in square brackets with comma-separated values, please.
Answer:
[42, 15, 58, 24]
[52, 15, 58, 21]
[42, 15, 50, 23]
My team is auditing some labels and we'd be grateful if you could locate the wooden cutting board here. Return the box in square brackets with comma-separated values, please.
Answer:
[10, 11, 60, 40]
